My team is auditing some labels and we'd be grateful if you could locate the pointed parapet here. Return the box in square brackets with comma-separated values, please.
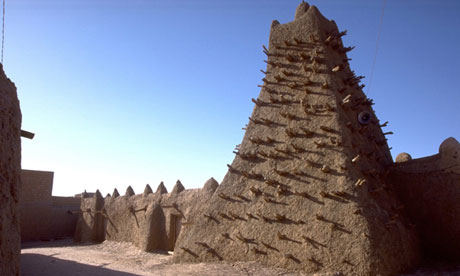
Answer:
[94, 190, 103, 200]
[142, 203, 168, 251]
[144, 184, 153, 195]
[202, 177, 218, 194]
[125, 186, 135, 197]
[270, 20, 280, 30]
[112, 188, 120, 198]
[294, 1, 310, 20]
[171, 180, 185, 195]
[105, 193, 111, 198]
[156, 182, 168, 195]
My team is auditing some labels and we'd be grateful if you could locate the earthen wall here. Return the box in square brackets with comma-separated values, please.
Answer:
[20, 169, 53, 202]
[0, 65, 22, 276]
[388, 138, 460, 260]
[74, 179, 218, 253]
[19, 170, 80, 242]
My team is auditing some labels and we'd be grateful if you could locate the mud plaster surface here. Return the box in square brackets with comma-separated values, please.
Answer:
[174, 3, 418, 275]
[20, 239, 460, 276]
[0, 64, 21, 275]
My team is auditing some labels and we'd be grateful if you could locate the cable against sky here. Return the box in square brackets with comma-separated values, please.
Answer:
[366, 0, 387, 95]
[2, 0, 5, 64]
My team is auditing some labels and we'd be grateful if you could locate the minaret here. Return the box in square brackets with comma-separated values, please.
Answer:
[174, 3, 420, 275]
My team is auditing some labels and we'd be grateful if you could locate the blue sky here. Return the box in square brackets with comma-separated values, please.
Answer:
[7, 0, 460, 196]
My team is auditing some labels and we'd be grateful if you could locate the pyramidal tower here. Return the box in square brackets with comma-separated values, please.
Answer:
[174, 3, 419, 275]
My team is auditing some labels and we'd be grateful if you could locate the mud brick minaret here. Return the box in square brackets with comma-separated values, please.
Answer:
[174, 3, 420, 275]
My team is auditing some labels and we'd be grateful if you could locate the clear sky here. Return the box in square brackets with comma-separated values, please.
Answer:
[6, 0, 460, 196]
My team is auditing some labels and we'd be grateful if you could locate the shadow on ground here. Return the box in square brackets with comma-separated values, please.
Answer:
[21, 238, 96, 249]
[21, 253, 139, 276]
[401, 258, 460, 276]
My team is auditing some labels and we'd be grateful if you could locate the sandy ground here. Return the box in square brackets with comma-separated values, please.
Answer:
[21, 239, 460, 276]
[21, 239, 305, 276]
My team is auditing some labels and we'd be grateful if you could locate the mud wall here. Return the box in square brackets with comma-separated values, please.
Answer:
[388, 137, 460, 260]
[19, 170, 53, 241]
[48, 196, 81, 239]
[0, 65, 22, 276]
[103, 191, 165, 251]
[19, 170, 80, 242]
[20, 169, 53, 202]
[74, 179, 218, 253]
[74, 191, 105, 243]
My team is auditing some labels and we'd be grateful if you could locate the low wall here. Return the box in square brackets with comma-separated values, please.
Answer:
[21, 169, 53, 202]
[104, 192, 165, 251]
[74, 179, 218, 253]
[50, 196, 81, 239]
[388, 138, 460, 259]
[19, 170, 81, 242]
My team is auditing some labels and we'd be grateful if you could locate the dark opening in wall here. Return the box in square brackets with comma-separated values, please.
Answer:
[169, 214, 182, 251]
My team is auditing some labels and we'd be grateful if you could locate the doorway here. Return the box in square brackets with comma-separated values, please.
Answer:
[170, 214, 182, 250]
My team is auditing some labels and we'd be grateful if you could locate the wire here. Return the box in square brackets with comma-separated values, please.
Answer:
[1, 0, 4, 65]
[367, 0, 387, 95]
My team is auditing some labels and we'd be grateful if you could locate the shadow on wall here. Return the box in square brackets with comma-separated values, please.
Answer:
[388, 137, 460, 261]
[74, 190, 105, 243]
[73, 178, 219, 253]
[21, 253, 137, 276]
[20, 170, 81, 242]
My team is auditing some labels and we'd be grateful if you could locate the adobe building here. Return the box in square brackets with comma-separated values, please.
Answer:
[19, 169, 81, 242]
[72, 3, 460, 275]
[173, 3, 420, 275]
[74, 178, 218, 252]
[0, 64, 22, 275]
[388, 137, 460, 261]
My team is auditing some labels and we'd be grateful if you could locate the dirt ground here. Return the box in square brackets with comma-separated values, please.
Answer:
[21, 239, 306, 276]
[21, 239, 460, 276]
